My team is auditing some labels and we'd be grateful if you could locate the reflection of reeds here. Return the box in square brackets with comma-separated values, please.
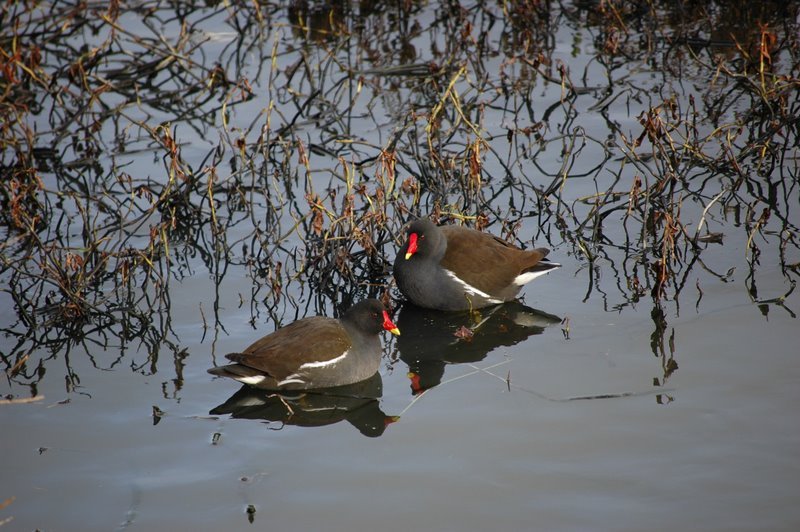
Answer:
[1, 1, 798, 391]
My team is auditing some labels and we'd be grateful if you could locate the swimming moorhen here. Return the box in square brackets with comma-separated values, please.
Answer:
[393, 219, 560, 311]
[208, 299, 400, 389]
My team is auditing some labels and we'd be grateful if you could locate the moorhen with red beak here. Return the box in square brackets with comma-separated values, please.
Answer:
[393, 219, 560, 311]
[208, 299, 400, 389]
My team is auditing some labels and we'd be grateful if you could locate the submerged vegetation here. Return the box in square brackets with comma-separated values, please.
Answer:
[1, 0, 798, 395]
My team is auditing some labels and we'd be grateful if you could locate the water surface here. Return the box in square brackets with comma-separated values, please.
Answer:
[2, 2, 798, 530]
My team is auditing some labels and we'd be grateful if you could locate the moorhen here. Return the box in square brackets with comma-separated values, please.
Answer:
[393, 219, 560, 311]
[208, 299, 400, 389]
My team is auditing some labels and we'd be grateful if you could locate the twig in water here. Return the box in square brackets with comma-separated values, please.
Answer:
[0, 395, 45, 405]
[693, 187, 728, 243]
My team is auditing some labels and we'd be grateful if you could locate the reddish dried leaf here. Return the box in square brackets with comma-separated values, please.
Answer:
[454, 325, 474, 341]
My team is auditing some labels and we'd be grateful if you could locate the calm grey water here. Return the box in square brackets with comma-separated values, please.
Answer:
[2, 2, 799, 531]
[4, 254, 798, 531]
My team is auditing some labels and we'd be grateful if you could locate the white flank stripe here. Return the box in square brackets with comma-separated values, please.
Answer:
[298, 350, 349, 370]
[276, 374, 306, 386]
[444, 270, 503, 304]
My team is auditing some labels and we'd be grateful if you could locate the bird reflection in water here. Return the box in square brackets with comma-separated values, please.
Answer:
[396, 301, 561, 395]
[209, 373, 397, 438]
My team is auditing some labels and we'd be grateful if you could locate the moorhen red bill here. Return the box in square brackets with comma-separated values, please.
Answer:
[393, 219, 561, 311]
[208, 299, 400, 389]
